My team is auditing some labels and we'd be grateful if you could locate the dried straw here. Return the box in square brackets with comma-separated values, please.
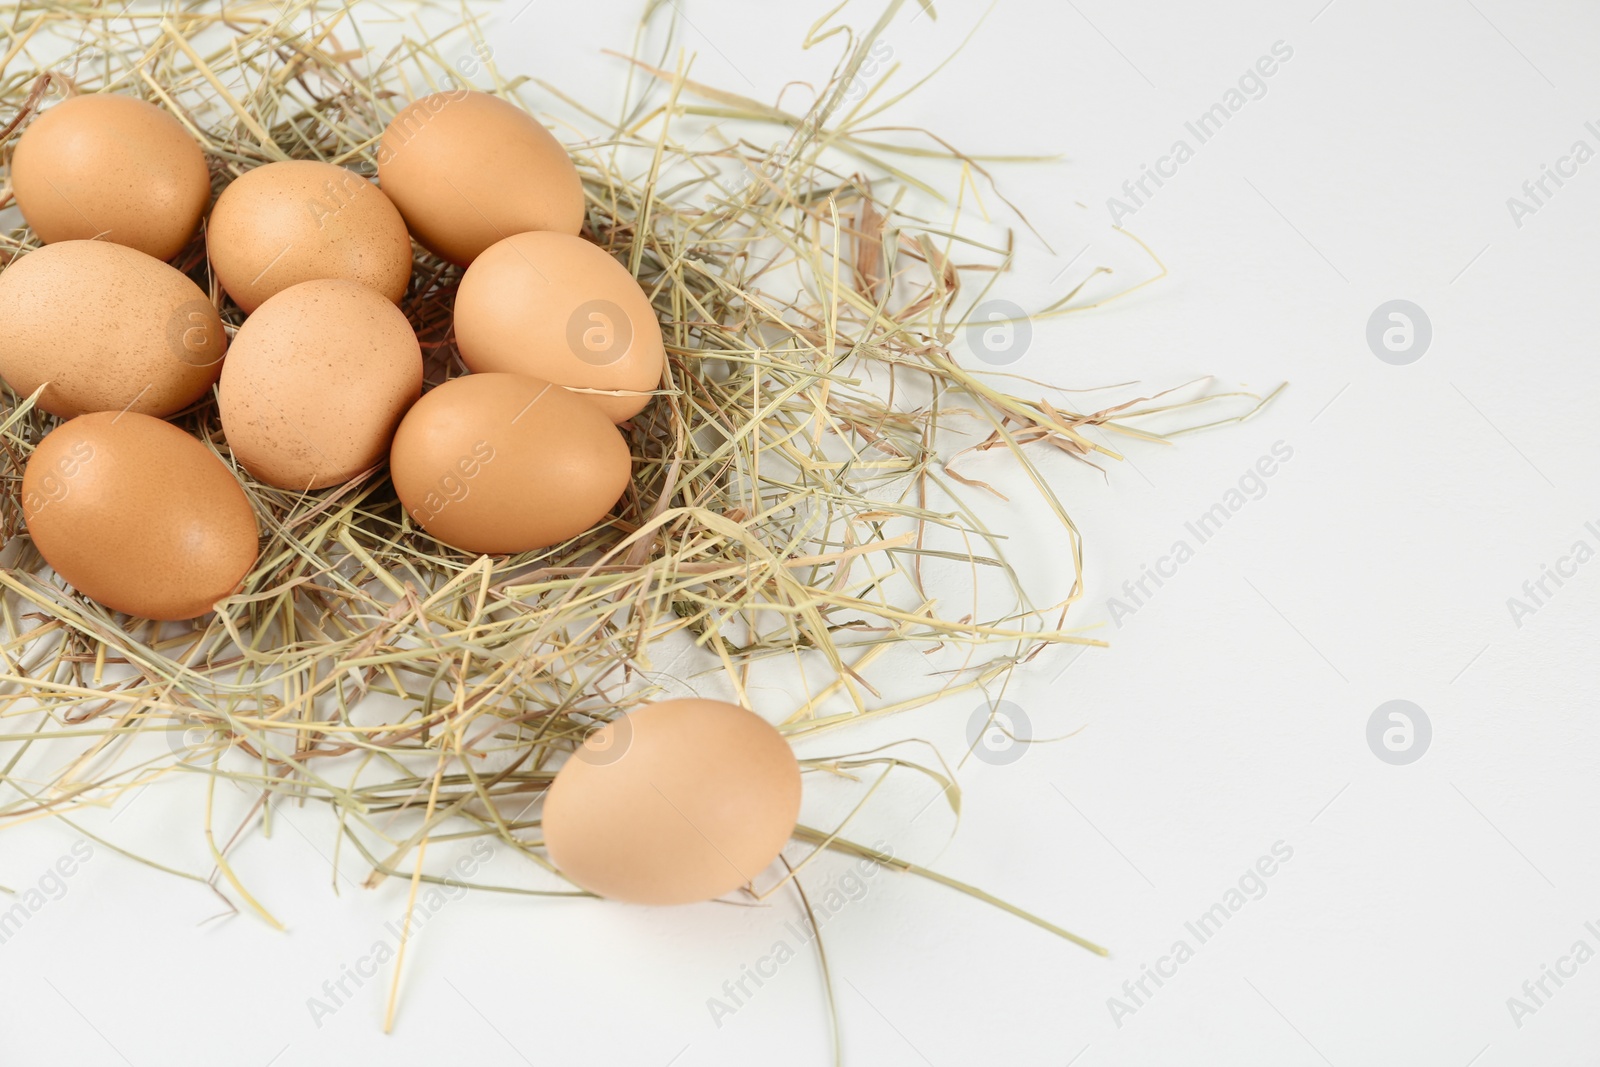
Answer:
[0, 0, 1281, 1028]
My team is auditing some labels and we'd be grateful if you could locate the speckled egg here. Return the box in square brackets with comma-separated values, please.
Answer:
[541, 699, 803, 905]
[10, 93, 211, 261]
[388, 372, 631, 554]
[453, 232, 664, 422]
[207, 160, 412, 313]
[217, 279, 422, 490]
[377, 90, 584, 267]
[23, 412, 259, 620]
[0, 240, 226, 418]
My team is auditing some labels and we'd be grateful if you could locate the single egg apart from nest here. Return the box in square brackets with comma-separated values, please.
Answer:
[376, 90, 584, 267]
[22, 412, 259, 621]
[541, 699, 803, 906]
[10, 93, 211, 261]
[0, 240, 227, 418]
[207, 159, 412, 313]
[217, 279, 423, 490]
[453, 232, 664, 423]
[388, 372, 631, 555]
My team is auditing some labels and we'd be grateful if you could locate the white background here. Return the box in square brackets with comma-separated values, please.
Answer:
[4, 1, 1599, 1065]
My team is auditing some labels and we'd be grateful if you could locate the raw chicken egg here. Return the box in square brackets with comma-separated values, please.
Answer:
[454, 232, 664, 422]
[376, 90, 584, 266]
[207, 159, 412, 312]
[0, 240, 226, 418]
[541, 698, 802, 905]
[10, 93, 210, 261]
[217, 279, 422, 490]
[388, 372, 630, 555]
[23, 412, 259, 620]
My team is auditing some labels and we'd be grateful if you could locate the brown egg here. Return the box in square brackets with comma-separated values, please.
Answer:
[454, 232, 663, 422]
[389, 372, 630, 554]
[10, 94, 210, 261]
[207, 160, 412, 313]
[23, 412, 259, 620]
[217, 279, 422, 490]
[541, 699, 802, 905]
[376, 90, 584, 267]
[0, 241, 226, 418]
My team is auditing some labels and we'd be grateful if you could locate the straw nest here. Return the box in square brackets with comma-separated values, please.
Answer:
[0, 0, 1280, 1021]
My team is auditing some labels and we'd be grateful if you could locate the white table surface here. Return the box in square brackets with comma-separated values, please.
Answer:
[4, 1, 1598, 1064]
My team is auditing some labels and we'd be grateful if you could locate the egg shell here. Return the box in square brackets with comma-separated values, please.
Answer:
[454, 232, 664, 422]
[217, 279, 423, 490]
[10, 93, 210, 261]
[22, 412, 259, 620]
[0, 240, 227, 418]
[541, 699, 802, 905]
[376, 90, 584, 267]
[388, 372, 631, 555]
[207, 160, 412, 313]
